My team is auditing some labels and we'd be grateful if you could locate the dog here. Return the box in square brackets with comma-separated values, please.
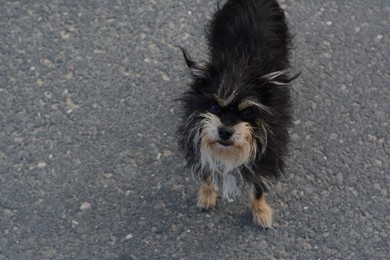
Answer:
[177, 0, 298, 228]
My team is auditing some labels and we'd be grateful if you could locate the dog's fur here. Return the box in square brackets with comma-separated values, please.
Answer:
[177, 0, 298, 228]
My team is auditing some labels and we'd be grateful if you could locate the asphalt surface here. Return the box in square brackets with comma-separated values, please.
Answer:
[1, 0, 389, 259]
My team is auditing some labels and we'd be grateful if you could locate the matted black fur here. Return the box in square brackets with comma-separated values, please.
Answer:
[177, 0, 298, 205]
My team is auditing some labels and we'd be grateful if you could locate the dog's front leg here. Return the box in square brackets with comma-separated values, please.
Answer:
[251, 184, 273, 228]
[197, 173, 218, 210]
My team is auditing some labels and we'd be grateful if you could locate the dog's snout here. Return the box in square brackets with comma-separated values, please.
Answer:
[218, 127, 234, 140]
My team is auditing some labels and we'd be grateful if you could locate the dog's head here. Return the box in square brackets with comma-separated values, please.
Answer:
[177, 49, 294, 173]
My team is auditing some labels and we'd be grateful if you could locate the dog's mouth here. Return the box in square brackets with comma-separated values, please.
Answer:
[217, 140, 234, 147]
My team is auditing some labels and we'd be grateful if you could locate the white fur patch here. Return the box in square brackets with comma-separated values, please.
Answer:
[222, 173, 241, 199]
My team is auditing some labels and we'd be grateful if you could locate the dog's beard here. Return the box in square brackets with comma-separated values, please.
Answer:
[199, 113, 255, 169]
[192, 112, 267, 198]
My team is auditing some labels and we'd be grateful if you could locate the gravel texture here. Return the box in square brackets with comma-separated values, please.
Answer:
[0, 0, 389, 259]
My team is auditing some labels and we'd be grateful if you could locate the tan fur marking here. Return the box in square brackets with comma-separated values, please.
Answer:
[251, 193, 273, 228]
[238, 99, 273, 115]
[197, 179, 218, 209]
[238, 99, 256, 110]
[202, 120, 254, 164]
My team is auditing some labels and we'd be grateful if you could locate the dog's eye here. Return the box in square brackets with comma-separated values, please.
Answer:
[208, 103, 221, 114]
[240, 108, 253, 119]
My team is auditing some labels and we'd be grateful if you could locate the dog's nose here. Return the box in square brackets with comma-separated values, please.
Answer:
[218, 127, 234, 140]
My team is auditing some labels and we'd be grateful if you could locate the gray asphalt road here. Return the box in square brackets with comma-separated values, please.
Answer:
[1, 0, 389, 259]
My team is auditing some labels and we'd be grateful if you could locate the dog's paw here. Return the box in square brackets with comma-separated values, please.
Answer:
[197, 183, 217, 210]
[251, 196, 273, 228]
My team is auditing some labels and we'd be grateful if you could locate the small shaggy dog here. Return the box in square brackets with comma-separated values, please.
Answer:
[177, 0, 298, 228]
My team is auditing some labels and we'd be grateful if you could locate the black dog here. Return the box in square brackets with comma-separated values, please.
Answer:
[177, 0, 298, 228]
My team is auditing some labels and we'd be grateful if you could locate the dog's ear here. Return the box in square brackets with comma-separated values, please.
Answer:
[262, 70, 301, 86]
[179, 47, 209, 79]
